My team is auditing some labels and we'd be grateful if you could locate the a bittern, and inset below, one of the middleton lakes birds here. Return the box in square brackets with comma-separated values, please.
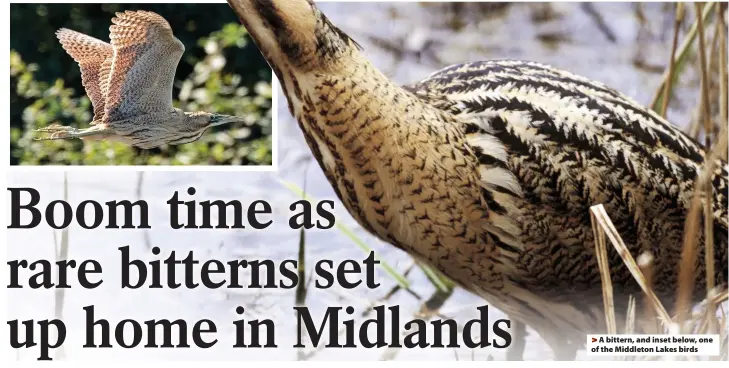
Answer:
[228, 0, 728, 360]
[34, 10, 245, 149]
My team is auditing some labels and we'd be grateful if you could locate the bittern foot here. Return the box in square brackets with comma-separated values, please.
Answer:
[548, 340, 578, 361]
[506, 320, 527, 361]
[33, 124, 112, 141]
[539, 329, 579, 361]
[33, 124, 81, 141]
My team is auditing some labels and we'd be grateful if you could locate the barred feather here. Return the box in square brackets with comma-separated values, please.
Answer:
[407, 59, 728, 297]
[39, 10, 244, 149]
[227, 0, 729, 359]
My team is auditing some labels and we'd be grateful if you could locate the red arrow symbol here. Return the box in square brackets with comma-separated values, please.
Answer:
[591, 337, 597, 343]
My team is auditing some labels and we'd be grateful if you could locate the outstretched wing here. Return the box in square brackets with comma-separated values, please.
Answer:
[104, 10, 185, 122]
[406, 60, 728, 294]
[56, 29, 113, 123]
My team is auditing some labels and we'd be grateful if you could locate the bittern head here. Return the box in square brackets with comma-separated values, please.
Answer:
[163, 111, 246, 146]
[227, 0, 361, 75]
[208, 113, 246, 127]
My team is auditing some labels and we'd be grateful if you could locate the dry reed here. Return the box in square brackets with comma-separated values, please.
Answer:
[593, 2, 728, 360]
[650, 2, 717, 111]
[591, 207, 618, 333]
[591, 204, 672, 324]
[659, 2, 684, 118]
[637, 252, 659, 333]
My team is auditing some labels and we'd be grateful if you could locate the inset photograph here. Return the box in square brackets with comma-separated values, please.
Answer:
[10, 3, 273, 166]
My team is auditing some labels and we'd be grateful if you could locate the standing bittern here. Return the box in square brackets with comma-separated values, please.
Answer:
[34, 10, 244, 149]
[228, 0, 728, 360]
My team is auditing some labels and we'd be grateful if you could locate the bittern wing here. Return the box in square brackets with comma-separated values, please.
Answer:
[407, 59, 728, 256]
[104, 10, 184, 123]
[56, 29, 113, 123]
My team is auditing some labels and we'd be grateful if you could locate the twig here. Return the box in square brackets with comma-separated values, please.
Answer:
[381, 285, 455, 361]
[695, 2, 713, 147]
[637, 252, 658, 334]
[295, 161, 310, 307]
[675, 180, 704, 328]
[694, 2, 717, 337]
[590, 207, 617, 334]
[717, 4, 729, 142]
[581, 3, 617, 43]
[621, 295, 637, 362]
[365, 263, 417, 310]
[625, 295, 636, 334]
[675, 123, 728, 329]
[703, 6, 723, 140]
[590, 204, 672, 324]
[417, 260, 455, 293]
[650, 2, 717, 111]
[659, 3, 684, 118]
[416, 284, 455, 318]
[295, 163, 310, 361]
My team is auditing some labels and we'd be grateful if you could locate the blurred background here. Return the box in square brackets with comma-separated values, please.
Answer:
[7, 2, 727, 361]
[9, 3, 273, 166]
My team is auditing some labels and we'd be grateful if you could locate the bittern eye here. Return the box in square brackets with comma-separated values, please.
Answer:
[209, 114, 226, 125]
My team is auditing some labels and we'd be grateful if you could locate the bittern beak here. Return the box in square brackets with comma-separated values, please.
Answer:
[210, 113, 245, 127]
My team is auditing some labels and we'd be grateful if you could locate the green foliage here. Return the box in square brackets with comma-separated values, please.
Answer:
[10, 3, 272, 166]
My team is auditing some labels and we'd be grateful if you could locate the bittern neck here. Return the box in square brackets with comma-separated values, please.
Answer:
[228, 0, 474, 249]
[290, 55, 440, 165]
[290, 50, 467, 238]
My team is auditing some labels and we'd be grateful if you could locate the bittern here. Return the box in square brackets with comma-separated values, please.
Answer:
[228, 0, 728, 359]
[34, 10, 244, 149]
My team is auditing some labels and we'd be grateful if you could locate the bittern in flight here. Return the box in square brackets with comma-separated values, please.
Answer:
[34, 10, 244, 149]
[227, 0, 728, 360]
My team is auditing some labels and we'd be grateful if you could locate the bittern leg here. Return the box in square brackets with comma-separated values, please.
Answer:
[506, 319, 527, 360]
[34, 124, 114, 141]
[543, 334, 578, 361]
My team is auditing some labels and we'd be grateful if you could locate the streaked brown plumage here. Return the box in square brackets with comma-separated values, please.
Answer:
[35, 10, 244, 149]
[228, 0, 729, 359]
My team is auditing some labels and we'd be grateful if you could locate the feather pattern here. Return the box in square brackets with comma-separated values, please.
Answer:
[405, 59, 728, 303]
[106, 10, 185, 122]
[225, 0, 728, 358]
[38, 10, 244, 149]
[284, 53, 729, 359]
[56, 29, 113, 122]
